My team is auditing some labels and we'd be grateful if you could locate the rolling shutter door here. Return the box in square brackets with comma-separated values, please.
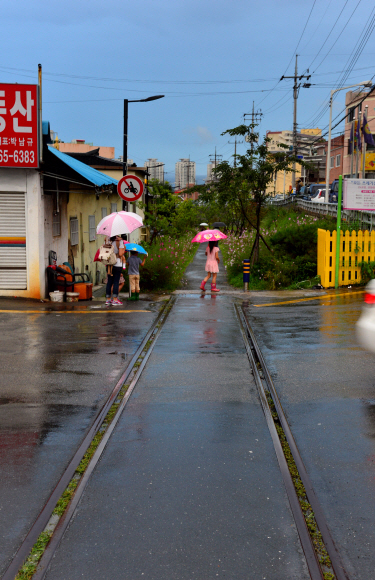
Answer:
[0, 193, 27, 289]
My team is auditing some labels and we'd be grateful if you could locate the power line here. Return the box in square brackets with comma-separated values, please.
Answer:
[254, 0, 317, 110]
[307, 0, 350, 71]
[303, 5, 375, 127]
[312, 0, 363, 73]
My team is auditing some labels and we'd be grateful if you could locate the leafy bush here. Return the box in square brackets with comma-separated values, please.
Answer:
[126, 234, 197, 292]
[220, 208, 335, 290]
[358, 260, 375, 284]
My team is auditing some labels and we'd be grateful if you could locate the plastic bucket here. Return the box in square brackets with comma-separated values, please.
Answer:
[66, 292, 80, 302]
[49, 291, 64, 302]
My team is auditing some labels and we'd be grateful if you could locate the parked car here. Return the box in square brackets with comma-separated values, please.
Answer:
[304, 183, 324, 200]
[310, 189, 326, 202]
[356, 279, 375, 353]
[329, 179, 339, 203]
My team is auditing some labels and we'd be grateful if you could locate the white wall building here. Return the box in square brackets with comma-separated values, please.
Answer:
[144, 158, 164, 182]
[206, 161, 220, 183]
[175, 158, 196, 189]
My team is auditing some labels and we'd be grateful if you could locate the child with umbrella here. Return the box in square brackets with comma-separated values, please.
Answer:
[126, 243, 147, 301]
[191, 229, 227, 293]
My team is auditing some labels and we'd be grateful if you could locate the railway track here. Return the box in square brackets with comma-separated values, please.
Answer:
[2, 297, 176, 580]
[3, 295, 349, 580]
[235, 302, 349, 580]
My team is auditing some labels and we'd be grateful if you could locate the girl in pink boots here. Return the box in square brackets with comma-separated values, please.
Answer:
[200, 241, 220, 292]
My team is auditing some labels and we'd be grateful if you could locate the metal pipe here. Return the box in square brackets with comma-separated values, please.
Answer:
[362, 105, 368, 178]
[38, 64, 42, 164]
[335, 175, 343, 289]
[356, 111, 361, 177]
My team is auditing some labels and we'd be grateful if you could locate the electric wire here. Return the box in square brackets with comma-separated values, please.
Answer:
[303, 5, 375, 128]
[253, 0, 317, 110]
[307, 0, 350, 71]
[312, 0, 363, 73]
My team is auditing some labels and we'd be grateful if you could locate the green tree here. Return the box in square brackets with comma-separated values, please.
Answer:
[200, 124, 308, 264]
[139, 180, 178, 243]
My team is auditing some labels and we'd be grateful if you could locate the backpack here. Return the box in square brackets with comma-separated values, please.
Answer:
[98, 243, 117, 266]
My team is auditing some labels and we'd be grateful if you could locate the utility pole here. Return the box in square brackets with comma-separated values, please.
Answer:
[280, 55, 311, 188]
[209, 148, 222, 181]
[228, 138, 243, 167]
[244, 101, 262, 165]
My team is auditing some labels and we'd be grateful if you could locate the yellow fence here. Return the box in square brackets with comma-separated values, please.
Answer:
[317, 228, 375, 288]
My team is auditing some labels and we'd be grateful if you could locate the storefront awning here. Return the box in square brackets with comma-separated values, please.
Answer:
[47, 146, 118, 187]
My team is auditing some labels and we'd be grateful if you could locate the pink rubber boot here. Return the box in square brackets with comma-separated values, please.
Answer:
[211, 283, 220, 292]
[200, 280, 206, 291]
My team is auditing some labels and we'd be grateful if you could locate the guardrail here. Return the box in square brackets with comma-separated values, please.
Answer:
[268, 196, 375, 230]
[267, 196, 295, 207]
[296, 199, 375, 230]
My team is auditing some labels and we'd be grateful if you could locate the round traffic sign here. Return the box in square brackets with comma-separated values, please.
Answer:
[117, 174, 144, 202]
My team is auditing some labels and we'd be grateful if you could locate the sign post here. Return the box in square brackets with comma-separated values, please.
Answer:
[117, 174, 144, 203]
[243, 259, 250, 292]
[0, 83, 39, 168]
[343, 178, 375, 210]
[335, 175, 343, 289]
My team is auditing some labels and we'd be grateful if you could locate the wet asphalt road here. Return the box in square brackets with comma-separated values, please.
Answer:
[244, 291, 375, 580]
[0, 300, 160, 576]
[44, 294, 309, 580]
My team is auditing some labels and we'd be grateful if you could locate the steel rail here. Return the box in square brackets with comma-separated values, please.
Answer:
[239, 303, 349, 580]
[2, 298, 175, 580]
[235, 305, 324, 580]
[33, 295, 176, 579]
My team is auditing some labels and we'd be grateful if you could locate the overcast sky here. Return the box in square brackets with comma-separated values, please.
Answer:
[1, 0, 375, 184]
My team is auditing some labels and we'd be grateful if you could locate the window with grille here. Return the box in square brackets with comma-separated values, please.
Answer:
[348, 107, 355, 122]
[101, 207, 107, 219]
[336, 154, 341, 167]
[89, 215, 96, 242]
[330, 156, 334, 168]
[52, 211, 61, 237]
[70, 217, 79, 246]
[111, 203, 117, 213]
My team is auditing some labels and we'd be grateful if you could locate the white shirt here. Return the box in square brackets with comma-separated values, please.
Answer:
[112, 240, 125, 267]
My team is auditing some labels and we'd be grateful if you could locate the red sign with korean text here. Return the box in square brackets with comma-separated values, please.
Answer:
[0, 83, 39, 168]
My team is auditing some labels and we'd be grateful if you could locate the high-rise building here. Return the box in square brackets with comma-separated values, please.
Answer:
[206, 161, 220, 183]
[175, 158, 196, 189]
[144, 158, 164, 182]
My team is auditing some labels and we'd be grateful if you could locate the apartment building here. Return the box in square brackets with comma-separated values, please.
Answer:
[175, 158, 196, 189]
[343, 88, 375, 178]
[144, 158, 164, 182]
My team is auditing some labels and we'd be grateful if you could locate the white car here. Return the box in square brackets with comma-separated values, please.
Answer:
[310, 189, 326, 203]
[356, 279, 375, 353]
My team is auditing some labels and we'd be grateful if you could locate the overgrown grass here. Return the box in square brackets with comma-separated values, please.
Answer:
[221, 208, 335, 290]
[122, 233, 197, 292]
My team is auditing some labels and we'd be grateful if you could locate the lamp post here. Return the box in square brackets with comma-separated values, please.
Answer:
[122, 95, 164, 208]
[324, 80, 372, 203]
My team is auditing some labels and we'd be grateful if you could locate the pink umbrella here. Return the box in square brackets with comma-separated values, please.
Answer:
[96, 211, 143, 237]
[191, 229, 227, 243]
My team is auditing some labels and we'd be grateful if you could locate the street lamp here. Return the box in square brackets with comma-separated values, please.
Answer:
[324, 81, 372, 203]
[123, 94, 164, 181]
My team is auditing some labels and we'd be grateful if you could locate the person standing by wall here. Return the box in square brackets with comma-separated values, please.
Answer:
[105, 235, 125, 306]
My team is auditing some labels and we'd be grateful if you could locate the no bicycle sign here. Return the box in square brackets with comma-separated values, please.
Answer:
[117, 174, 144, 202]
